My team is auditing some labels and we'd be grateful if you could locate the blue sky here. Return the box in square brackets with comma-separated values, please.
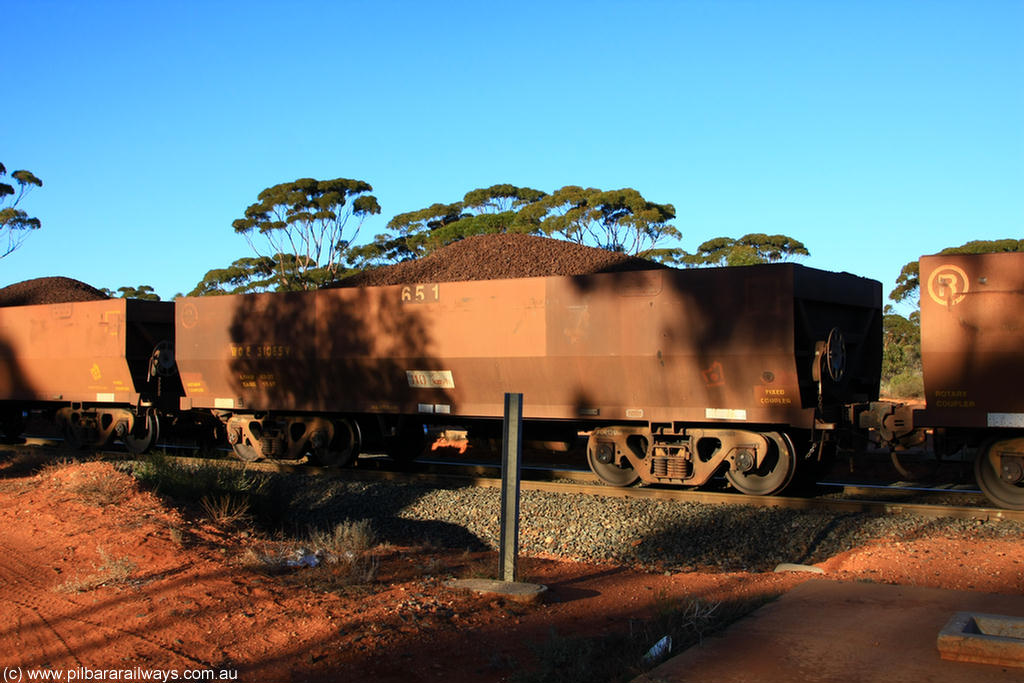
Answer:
[3, 1, 1021, 308]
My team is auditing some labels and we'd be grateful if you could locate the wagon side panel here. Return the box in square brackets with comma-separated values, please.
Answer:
[918, 252, 1024, 428]
[175, 292, 318, 412]
[0, 299, 149, 405]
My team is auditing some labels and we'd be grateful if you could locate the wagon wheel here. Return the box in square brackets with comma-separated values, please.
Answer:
[231, 442, 261, 462]
[227, 420, 263, 462]
[974, 440, 1024, 511]
[587, 440, 640, 487]
[725, 432, 797, 496]
[308, 419, 359, 468]
[123, 410, 159, 455]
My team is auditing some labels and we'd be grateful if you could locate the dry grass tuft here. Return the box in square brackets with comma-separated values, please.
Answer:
[42, 461, 134, 506]
[68, 472, 134, 506]
[245, 520, 381, 592]
[309, 519, 376, 557]
[200, 493, 251, 527]
[57, 547, 137, 593]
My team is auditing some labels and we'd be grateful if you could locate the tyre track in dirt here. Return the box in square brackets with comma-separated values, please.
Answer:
[0, 460, 364, 678]
[0, 534, 213, 671]
[0, 535, 85, 668]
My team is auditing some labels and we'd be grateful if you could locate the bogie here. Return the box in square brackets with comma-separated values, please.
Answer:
[223, 414, 361, 466]
[585, 425, 798, 496]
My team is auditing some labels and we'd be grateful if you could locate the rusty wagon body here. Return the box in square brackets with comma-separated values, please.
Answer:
[0, 299, 178, 450]
[914, 252, 1024, 508]
[175, 263, 881, 494]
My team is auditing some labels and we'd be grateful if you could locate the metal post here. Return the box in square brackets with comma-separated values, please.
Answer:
[499, 392, 523, 583]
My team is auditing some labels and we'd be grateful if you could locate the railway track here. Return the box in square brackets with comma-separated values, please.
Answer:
[3, 436, 1017, 522]
[110, 450, 1024, 523]
[297, 459, 1022, 522]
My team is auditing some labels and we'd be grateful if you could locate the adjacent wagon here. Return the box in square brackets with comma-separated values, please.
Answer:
[914, 252, 1024, 509]
[0, 298, 179, 451]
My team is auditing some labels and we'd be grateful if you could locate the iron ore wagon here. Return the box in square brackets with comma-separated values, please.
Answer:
[0, 298, 179, 451]
[175, 263, 881, 496]
[914, 252, 1024, 509]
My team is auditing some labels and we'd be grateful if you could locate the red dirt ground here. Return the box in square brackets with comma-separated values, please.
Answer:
[1, 458, 1021, 683]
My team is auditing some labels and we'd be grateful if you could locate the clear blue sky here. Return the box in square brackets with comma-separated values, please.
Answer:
[4, 1, 1021, 309]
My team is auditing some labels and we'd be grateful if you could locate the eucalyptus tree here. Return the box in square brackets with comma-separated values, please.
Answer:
[113, 285, 161, 301]
[463, 183, 547, 214]
[189, 255, 320, 296]
[0, 162, 43, 258]
[517, 186, 681, 262]
[224, 177, 381, 291]
[352, 183, 681, 269]
[881, 306, 922, 395]
[350, 184, 545, 268]
[348, 202, 467, 268]
[684, 234, 810, 267]
[424, 184, 546, 249]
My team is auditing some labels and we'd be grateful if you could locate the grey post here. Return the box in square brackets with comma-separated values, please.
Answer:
[499, 392, 524, 583]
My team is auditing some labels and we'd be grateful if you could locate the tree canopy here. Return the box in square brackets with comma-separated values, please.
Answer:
[880, 306, 923, 397]
[189, 255, 319, 296]
[427, 184, 546, 248]
[347, 202, 465, 267]
[0, 162, 43, 258]
[191, 175, 822, 296]
[683, 233, 809, 267]
[225, 177, 381, 292]
[349, 184, 547, 269]
[517, 186, 681, 262]
[350, 183, 681, 270]
[889, 238, 1024, 303]
[102, 285, 161, 301]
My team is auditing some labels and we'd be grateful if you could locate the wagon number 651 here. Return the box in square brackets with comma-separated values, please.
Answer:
[401, 284, 440, 303]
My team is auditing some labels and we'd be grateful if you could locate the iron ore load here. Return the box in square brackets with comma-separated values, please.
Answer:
[175, 237, 881, 497]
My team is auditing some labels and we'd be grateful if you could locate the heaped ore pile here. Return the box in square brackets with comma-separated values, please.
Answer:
[0, 277, 110, 306]
[333, 233, 665, 287]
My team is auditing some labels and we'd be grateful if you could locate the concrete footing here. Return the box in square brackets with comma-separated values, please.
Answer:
[938, 612, 1024, 668]
[445, 578, 548, 604]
